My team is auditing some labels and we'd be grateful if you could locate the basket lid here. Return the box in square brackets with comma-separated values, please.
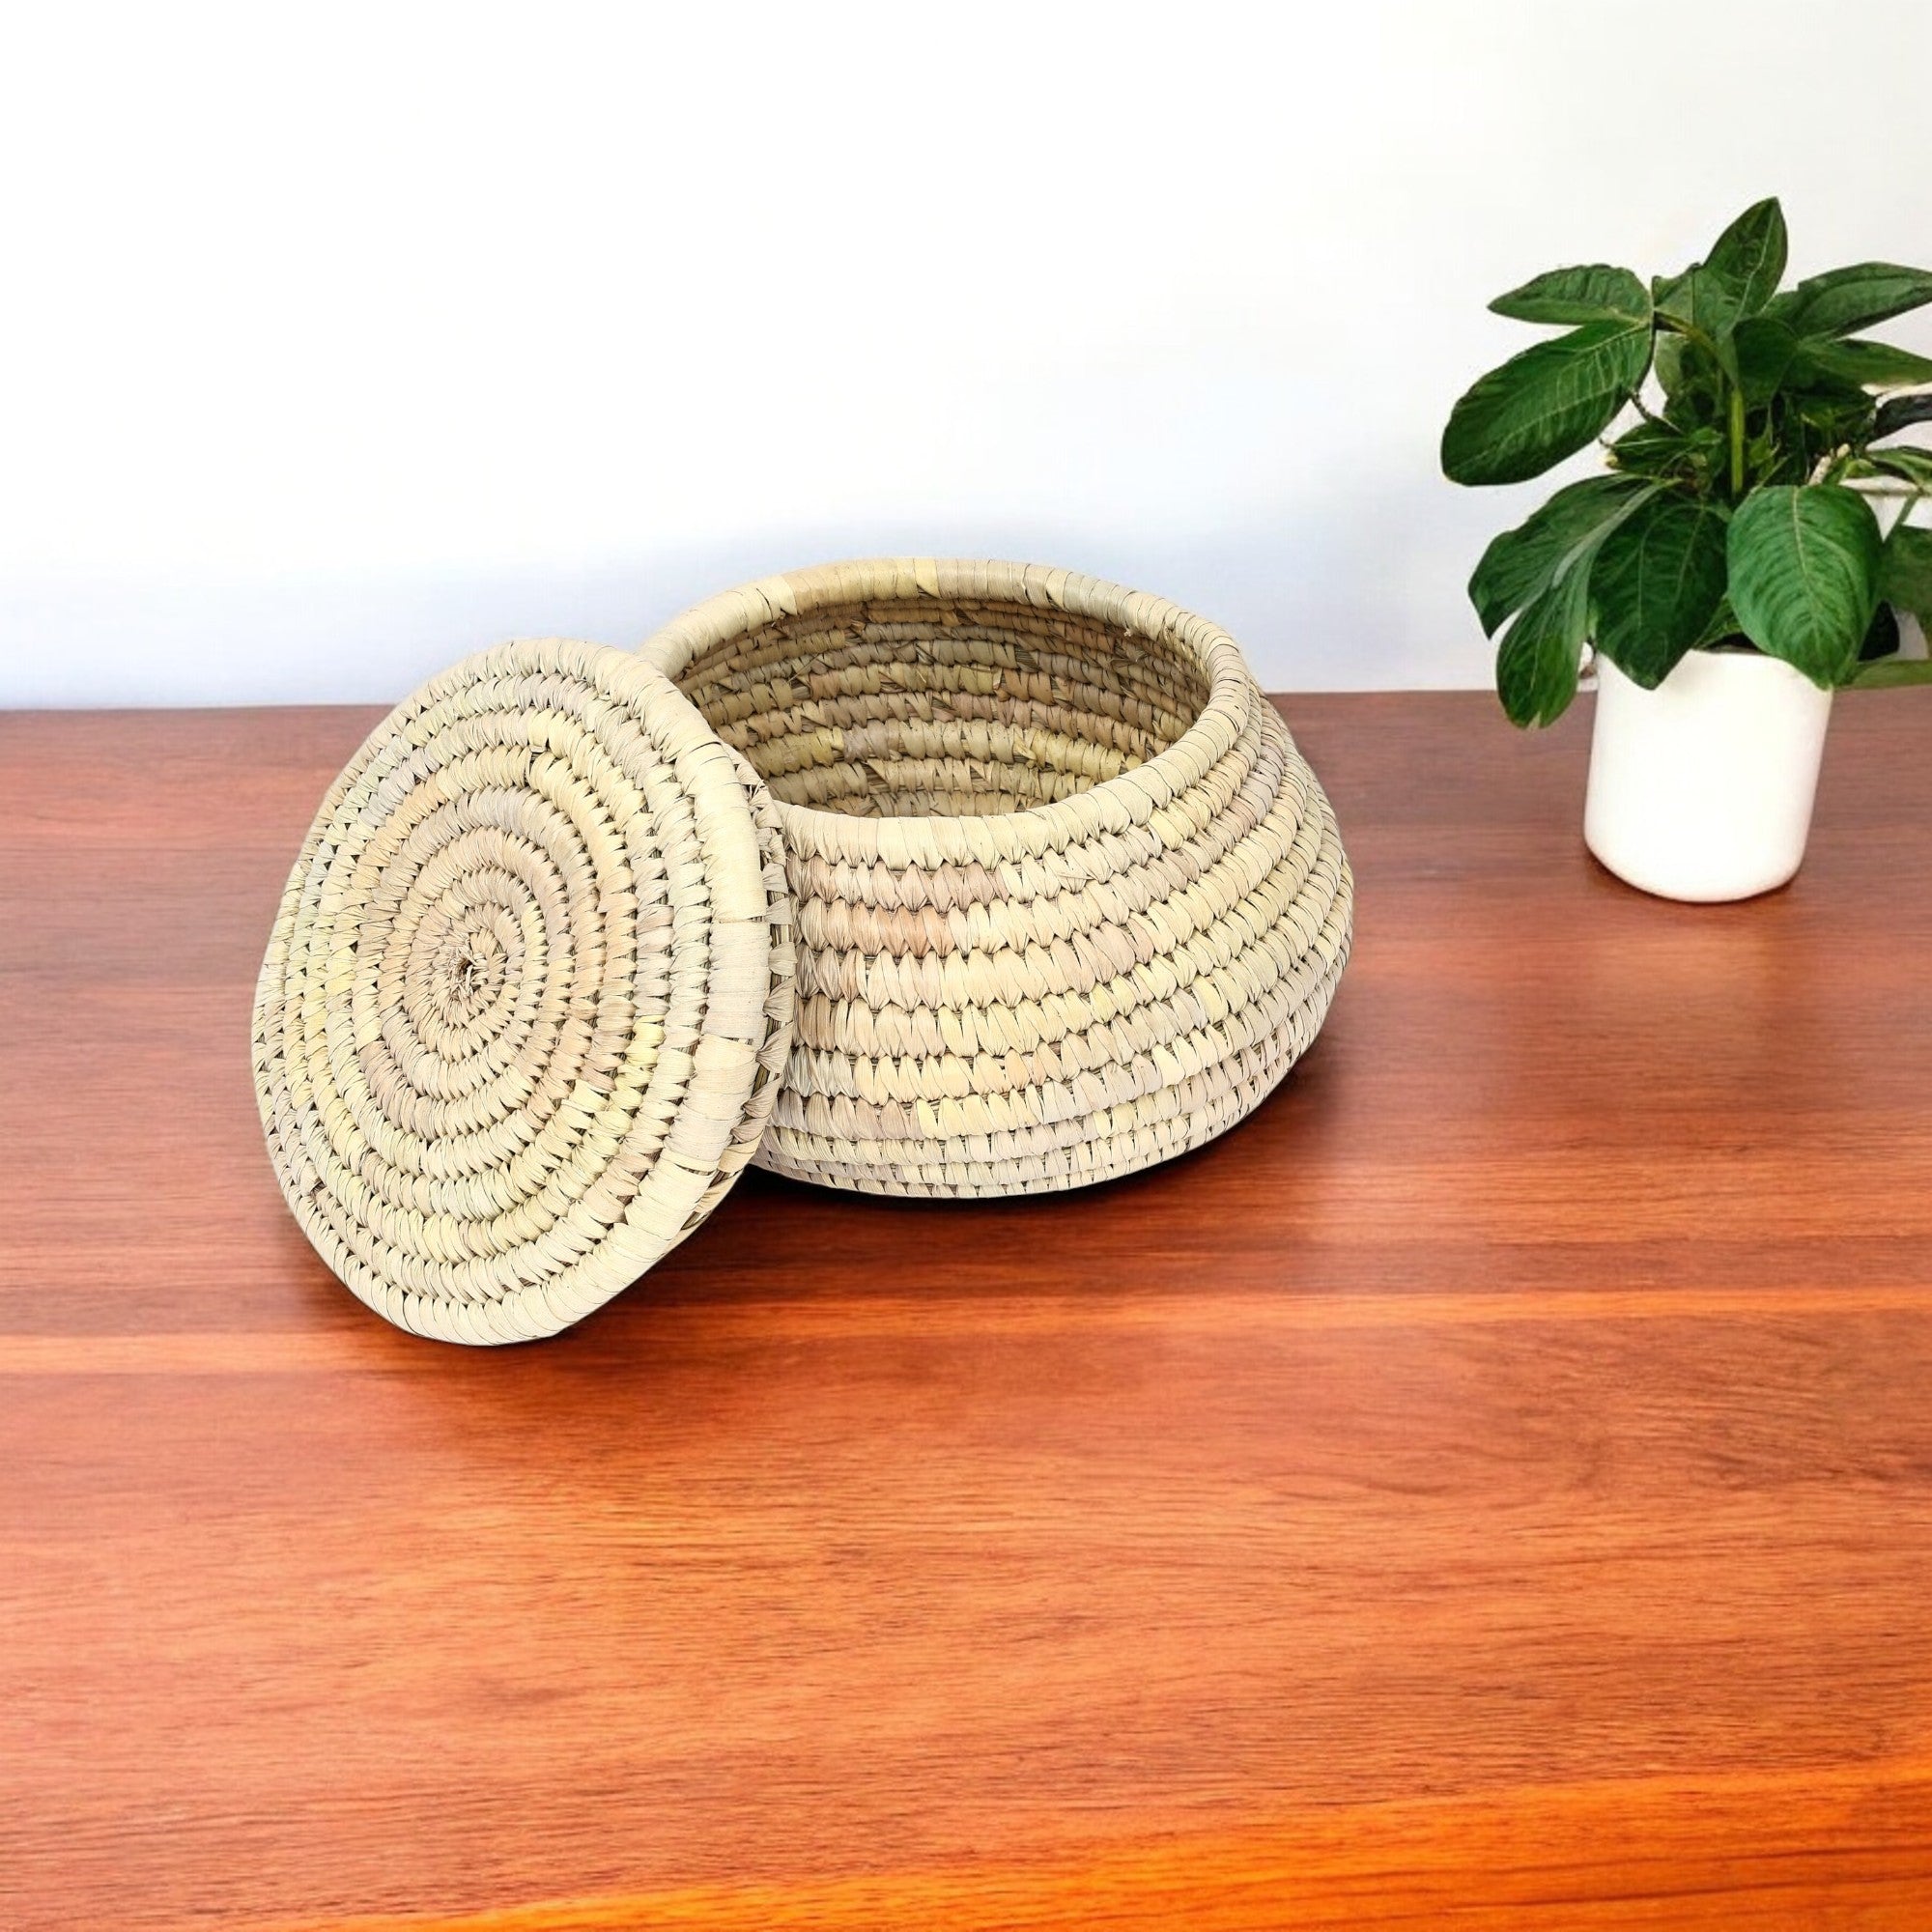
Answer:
[251, 639, 794, 1344]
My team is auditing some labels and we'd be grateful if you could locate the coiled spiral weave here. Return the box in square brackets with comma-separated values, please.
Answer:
[250, 639, 795, 1342]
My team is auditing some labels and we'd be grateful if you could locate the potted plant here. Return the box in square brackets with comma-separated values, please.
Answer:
[1442, 198, 1932, 900]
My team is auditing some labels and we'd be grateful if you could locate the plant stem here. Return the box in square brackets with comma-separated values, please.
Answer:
[1728, 384, 1746, 497]
[1661, 316, 1720, 359]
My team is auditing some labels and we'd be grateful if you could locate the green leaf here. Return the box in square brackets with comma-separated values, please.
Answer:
[1879, 524, 1932, 624]
[1659, 200, 1789, 344]
[1467, 475, 1653, 635]
[1490, 264, 1651, 326]
[1772, 263, 1932, 340]
[1776, 378, 1877, 464]
[1727, 484, 1884, 685]
[1865, 445, 1932, 489]
[1607, 417, 1710, 483]
[1655, 267, 1737, 358]
[1655, 266, 1719, 332]
[1607, 418, 1684, 468]
[1733, 316, 1798, 406]
[1690, 594, 1744, 649]
[1702, 198, 1788, 323]
[1655, 334, 1728, 434]
[1589, 495, 1731, 688]
[1442, 319, 1655, 485]
[1875, 392, 1932, 440]
[1849, 656, 1932, 688]
[1791, 337, 1932, 390]
[1495, 562, 1592, 726]
[1653, 329, 1691, 397]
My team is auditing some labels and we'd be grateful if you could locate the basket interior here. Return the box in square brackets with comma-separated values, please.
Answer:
[671, 597, 1212, 818]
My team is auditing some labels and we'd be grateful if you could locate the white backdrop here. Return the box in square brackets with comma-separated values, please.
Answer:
[5, 0, 1930, 706]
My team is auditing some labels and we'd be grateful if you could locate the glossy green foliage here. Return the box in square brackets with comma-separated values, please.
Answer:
[1443, 199, 1932, 723]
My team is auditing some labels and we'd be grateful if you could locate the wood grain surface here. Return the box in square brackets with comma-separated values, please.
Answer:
[4, 690, 1931, 1930]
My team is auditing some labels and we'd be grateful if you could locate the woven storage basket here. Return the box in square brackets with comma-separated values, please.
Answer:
[253, 564, 1351, 1339]
[639, 559, 1353, 1198]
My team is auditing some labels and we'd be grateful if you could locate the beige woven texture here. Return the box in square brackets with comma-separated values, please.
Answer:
[251, 639, 795, 1343]
[640, 559, 1353, 1198]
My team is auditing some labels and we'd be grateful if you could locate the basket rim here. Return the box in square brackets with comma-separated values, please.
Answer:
[637, 557, 1257, 867]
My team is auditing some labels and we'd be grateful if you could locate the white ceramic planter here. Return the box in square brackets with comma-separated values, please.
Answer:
[1584, 649, 1833, 902]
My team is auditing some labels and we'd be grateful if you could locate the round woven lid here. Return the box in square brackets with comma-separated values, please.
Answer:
[250, 639, 795, 1344]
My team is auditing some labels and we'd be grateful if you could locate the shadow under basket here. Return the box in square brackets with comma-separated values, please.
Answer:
[639, 559, 1353, 1198]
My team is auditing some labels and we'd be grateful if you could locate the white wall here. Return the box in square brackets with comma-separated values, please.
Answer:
[5, 0, 1930, 706]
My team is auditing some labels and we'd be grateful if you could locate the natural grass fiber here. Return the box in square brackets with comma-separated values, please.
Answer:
[250, 639, 795, 1342]
[640, 559, 1352, 1198]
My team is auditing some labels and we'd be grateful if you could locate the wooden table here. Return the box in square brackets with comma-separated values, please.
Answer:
[5, 691, 1932, 1929]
